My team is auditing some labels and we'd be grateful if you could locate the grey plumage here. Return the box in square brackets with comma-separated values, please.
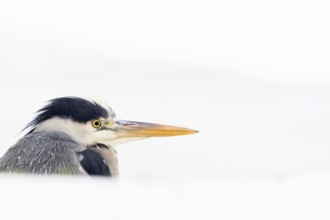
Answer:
[0, 130, 85, 175]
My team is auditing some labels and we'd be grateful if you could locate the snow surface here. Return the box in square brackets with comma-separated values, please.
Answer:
[1, 174, 330, 220]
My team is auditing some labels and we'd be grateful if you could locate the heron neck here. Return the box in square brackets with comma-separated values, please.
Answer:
[90, 144, 119, 177]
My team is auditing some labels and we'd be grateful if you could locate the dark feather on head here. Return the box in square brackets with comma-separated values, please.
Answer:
[26, 97, 109, 130]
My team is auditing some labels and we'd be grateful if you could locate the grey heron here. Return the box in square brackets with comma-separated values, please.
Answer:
[0, 96, 197, 177]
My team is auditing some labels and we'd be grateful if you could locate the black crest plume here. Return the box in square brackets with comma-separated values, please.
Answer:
[25, 97, 109, 130]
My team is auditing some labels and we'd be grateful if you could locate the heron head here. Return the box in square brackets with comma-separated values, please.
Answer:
[28, 96, 198, 147]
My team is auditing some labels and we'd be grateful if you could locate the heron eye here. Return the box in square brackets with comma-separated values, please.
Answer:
[92, 119, 102, 128]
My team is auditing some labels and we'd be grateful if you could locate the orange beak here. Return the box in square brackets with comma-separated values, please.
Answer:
[114, 120, 198, 138]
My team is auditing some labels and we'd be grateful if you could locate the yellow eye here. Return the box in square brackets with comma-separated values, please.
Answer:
[92, 119, 102, 128]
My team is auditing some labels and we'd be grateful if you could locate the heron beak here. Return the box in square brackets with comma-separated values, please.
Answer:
[113, 120, 198, 138]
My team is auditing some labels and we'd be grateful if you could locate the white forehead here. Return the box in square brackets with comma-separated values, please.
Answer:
[72, 91, 116, 118]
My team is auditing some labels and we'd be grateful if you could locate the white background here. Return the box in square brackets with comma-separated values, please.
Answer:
[1, 0, 330, 219]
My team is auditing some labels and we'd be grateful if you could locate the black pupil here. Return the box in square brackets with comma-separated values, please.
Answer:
[94, 121, 100, 127]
